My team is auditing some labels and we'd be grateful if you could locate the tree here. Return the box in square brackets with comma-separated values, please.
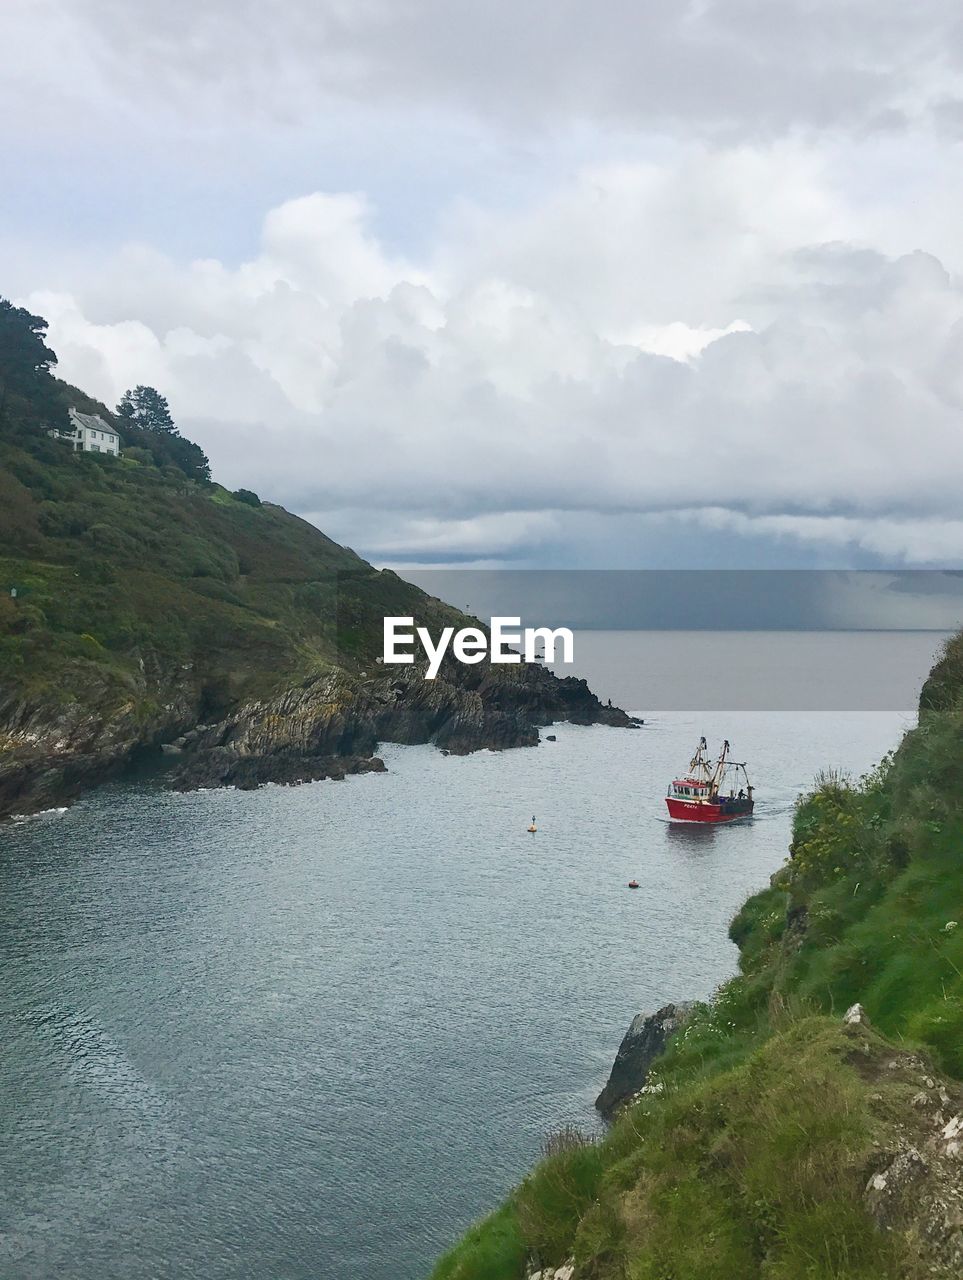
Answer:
[116, 385, 176, 434]
[121, 421, 212, 485]
[115, 384, 212, 485]
[0, 298, 67, 436]
[164, 434, 212, 485]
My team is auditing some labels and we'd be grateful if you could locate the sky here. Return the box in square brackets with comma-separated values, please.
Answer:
[5, 1, 963, 569]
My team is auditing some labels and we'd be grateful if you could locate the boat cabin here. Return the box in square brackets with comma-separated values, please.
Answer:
[669, 778, 711, 800]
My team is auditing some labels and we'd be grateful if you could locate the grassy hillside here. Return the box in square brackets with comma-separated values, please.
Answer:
[0, 374, 492, 735]
[432, 641, 963, 1280]
[0, 360, 486, 820]
[0, 361, 633, 817]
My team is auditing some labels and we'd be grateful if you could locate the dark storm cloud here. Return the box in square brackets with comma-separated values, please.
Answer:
[400, 570, 963, 631]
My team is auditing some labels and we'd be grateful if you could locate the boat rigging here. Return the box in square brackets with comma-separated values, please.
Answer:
[665, 737, 754, 824]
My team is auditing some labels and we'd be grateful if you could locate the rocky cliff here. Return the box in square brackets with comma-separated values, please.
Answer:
[0, 614, 636, 818]
[163, 659, 634, 793]
[594, 1002, 693, 1117]
[0, 652, 201, 817]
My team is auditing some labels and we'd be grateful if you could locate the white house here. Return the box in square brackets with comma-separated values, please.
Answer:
[58, 408, 122, 456]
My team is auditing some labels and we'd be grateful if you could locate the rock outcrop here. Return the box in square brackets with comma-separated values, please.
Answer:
[0, 653, 201, 818]
[841, 1005, 963, 1275]
[167, 659, 636, 792]
[168, 748, 387, 791]
[595, 1002, 693, 1117]
[1, 649, 639, 816]
[528, 1262, 575, 1280]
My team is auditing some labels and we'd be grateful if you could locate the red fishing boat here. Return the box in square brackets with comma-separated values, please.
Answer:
[665, 737, 754, 823]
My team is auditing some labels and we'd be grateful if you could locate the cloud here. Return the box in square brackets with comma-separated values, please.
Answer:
[22, 148, 963, 568]
[676, 511, 963, 567]
[6, 0, 963, 141]
[4, 2, 963, 570]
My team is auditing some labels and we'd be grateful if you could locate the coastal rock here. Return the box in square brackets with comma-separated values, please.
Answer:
[165, 662, 639, 798]
[528, 1260, 575, 1280]
[865, 1147, 928, 1227]
[0, 646, 639, 816]
[0, 659, 201, 819]
[170, 748, 386, 791]
[843, 1002, 871, 1028]
[853, 1044, 963, 1274]
[595, 1002, 694, 1117]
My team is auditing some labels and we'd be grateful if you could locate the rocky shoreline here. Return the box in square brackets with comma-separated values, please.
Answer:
[0, 655, 639, 819]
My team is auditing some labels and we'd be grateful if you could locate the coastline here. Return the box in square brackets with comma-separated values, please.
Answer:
[0, 659, 638, 820]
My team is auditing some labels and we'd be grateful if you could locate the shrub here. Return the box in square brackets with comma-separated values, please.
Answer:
[83, 522, 140, 557]
[0, 597, 46, 635]
[38, 500, 90, 538]
[788, 774, 878, 890]
[516, 1128, 604, 1265]
[122, 446, 154, 466]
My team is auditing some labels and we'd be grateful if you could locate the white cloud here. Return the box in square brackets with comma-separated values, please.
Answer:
[23, 149, 963, 567]
[625, 321, 754, 362]
[7, 3, 963, 567]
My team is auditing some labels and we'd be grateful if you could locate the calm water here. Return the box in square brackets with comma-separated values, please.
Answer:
[0, 643, 934, 1279]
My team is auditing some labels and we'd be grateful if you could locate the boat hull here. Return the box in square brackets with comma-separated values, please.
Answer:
[665, 797, 754, 823]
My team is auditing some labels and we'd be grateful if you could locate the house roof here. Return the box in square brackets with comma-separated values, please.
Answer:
[68, 407, 120, 439]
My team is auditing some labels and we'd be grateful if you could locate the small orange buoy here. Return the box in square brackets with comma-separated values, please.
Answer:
[628, 879, 639, 889]
[528, 815, 537, 833]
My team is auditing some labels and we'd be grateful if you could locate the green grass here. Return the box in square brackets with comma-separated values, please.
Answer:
[432, 1205, 526, 1280]
[432, 1021, 906, 1280]
[430, 636, 963, 1279]
[0, 396, 474, 723]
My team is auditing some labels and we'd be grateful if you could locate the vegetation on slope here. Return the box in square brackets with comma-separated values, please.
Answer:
[432, 641, 963, 1280]
[0, 297, 466, 714]
[0, 418, 402, 705]
[1, 296, 632, 815]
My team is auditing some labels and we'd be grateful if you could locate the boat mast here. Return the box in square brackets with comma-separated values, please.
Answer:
[710, 739, 731, 796]
[688, 736, 713, 784]
[711, 741, 752, 797]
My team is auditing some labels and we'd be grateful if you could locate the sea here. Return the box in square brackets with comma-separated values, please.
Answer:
[0, 631, 949, 1280]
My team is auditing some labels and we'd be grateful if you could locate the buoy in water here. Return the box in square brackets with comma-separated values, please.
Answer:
[628, 879, 640, 889]
[528, 815, 537, 833]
